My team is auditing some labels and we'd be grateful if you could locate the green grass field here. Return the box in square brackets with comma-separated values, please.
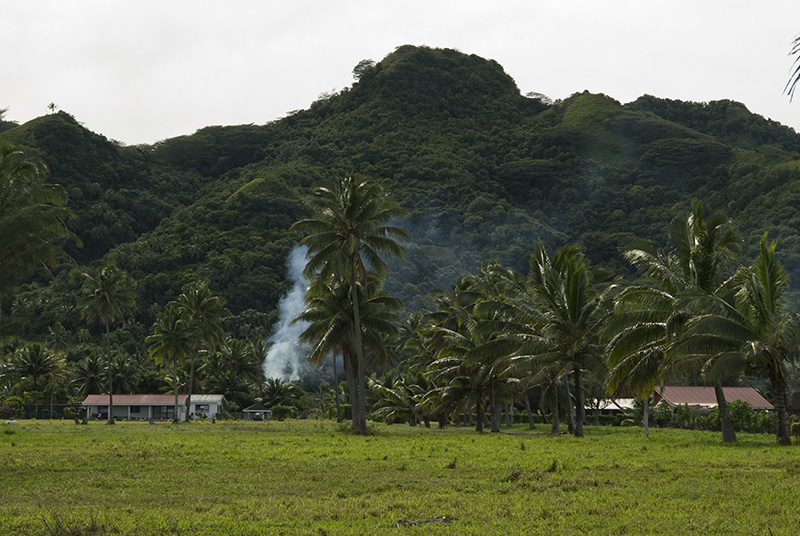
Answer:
[1, 420, 799, 535]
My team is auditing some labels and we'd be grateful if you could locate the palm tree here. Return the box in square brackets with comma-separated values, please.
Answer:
[176, 281, 227, 421]
[72, 352, 105, 397]
[521, 242, 614, 438]
[146, 303, 194, 423]
[606, 201, 741, 441]
[424, 273, 508, 433]
[295, 272, 403, 431]
[78, 264, 137, 424]
[9, 343, 64, 418]
[203, 337, 266, 408]
[292, 176, 408, 434]
[0, 144, 78, 296]
[680, 235, 800, 445]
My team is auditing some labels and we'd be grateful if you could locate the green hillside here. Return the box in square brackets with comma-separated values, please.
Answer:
[4, 44, 800, 342]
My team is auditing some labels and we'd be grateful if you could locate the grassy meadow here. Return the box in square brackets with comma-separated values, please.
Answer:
[1, 420, 799, 535]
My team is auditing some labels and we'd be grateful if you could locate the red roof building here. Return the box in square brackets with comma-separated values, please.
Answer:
[652, 386, 773, 410]
[81, 394, 223, 421]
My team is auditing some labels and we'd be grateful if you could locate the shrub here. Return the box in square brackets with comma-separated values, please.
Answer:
[674, 404, 699, 429]
[704, 408, 721, 431]
[0, 396, 24, 419]
[757, 412, 777, 434]
[791, 421, 800, 441]
[270, 405, 294, 421]
[728, 400, 754, 431]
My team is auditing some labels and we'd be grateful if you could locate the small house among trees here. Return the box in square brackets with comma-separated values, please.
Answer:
[653, 386, 773, 411]
[82, 394, 224, 421]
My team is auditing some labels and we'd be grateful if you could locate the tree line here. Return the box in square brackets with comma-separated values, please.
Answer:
[2, 141, 799, 445]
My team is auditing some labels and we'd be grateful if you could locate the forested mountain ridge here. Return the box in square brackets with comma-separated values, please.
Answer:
[4, 44, 800, 344]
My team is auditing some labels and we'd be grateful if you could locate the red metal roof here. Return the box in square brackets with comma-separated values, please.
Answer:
[654, 386, 773, 410]
[82, 394, 187, 405]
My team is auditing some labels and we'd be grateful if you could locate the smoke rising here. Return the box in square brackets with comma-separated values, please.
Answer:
[263, 245, 311, 381]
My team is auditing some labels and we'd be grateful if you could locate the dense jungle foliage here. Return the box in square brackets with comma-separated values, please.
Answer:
[3, 45, 800, 420]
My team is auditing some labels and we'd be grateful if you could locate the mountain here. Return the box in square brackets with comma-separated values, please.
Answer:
[4, 44, 800, 343]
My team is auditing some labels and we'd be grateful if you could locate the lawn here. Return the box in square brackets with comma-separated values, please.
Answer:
[1, 420, 799, 535]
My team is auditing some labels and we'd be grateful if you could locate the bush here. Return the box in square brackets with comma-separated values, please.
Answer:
[727, 400, 754, 431]
[270, 405, 294, 421]
[0, 396, 23, 419]
[757, 412, 777, 434]
[791, 421, 800, 441]
[704, 408, 721, 431]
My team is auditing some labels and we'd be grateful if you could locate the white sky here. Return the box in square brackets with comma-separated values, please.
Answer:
[4, 1, 800, 146]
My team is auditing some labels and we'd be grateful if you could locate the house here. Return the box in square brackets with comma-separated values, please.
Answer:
[242, 403, 270, 421]
[188, 394, 225, 420]
[652, 386, 773, 411]
[82, 394, 225, 421]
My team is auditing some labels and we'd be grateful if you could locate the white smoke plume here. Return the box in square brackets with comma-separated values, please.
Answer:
[263, 245, 311, 381]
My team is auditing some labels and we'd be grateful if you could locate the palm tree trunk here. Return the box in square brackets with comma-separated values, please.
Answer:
[563, 376, 575, 434]
[350, 269, 368, 435]
[550, 382, 560, 435]
[573, 363, 585, 438]
[105, 321, 114, 425]
[713, 380, 736, 443]
[475, 391, 485, 433]
[524, 395, 536, 429]
[770, 364, 791, 445]
[490, 378, 501, 433]
[333, 352, 342, 423]
[185, 358, 195, 422]
[643, 396, 650, 438]
[172, 359, 180, 424]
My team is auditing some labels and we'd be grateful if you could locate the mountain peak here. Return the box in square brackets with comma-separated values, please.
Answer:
[348, 45, 524, 119]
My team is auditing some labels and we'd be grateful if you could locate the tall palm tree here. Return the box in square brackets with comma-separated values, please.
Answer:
[295, 273, 403, 430]
[606, 201, 741, 441]
[524, 242, 614, 438]
[680, 235, 800, 445]
[0, 143, 79, 297]
[292, 175, 408, 434]
[78, 264, 137, 424]
[146, 303, 195, 423]
[176, 281, 227, 421]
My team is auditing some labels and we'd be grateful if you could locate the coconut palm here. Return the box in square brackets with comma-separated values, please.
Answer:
[78, 264, 137, 424]
[202, 337, 266, 410]
[680, 235, 800, 445]
[72, 352, 105, 397]
[606, 201, 741, 441]
[295, 272, 403, 430]
[520, 242, 615, 438]
[9, 343, 64, 416]
[0, 143, 78, 297]
[292, 175, 408, 434]
[176, 281, 227, 421]
[146, 303, 194, 423]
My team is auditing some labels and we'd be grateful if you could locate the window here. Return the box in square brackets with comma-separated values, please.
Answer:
[130, 406, 141, 413]
[196, 404, 209, 414]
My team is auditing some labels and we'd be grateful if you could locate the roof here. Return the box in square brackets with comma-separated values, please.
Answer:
[82, 394, 188, 406]
[654, 386, 773, 410]
[243, 403, 270, 412]
[189, 394, 225, 404]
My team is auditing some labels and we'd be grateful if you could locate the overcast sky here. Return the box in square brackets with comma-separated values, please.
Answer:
[4, 1, 800, 146]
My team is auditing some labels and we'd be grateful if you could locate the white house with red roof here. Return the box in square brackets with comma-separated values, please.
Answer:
[82, 394, 224, 421]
